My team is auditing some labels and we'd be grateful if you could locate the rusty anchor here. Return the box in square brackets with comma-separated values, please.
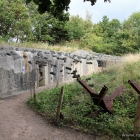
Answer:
[71, 70, 124, 114]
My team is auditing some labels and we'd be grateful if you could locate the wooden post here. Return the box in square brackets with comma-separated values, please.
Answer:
[134, 95, 140, 135]
[30, 81, 32, 97]
[55, 86, 64, 124]
[33, 82, 37, 102]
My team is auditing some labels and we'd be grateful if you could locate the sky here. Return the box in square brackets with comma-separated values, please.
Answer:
[69, 0, 140, 23]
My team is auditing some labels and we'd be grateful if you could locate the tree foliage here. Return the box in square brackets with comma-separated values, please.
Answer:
[0, 0, 33, 42]
[0, 0, 69, 43]
[74, 12, 140, 55]
[65, 15, 85, 40]
[26, 0, 111, 15]
[1, 0, 140, 56]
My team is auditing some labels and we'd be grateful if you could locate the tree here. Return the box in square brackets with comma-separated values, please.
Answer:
[0, 0, 33, 42]
[32, 12, 70, 44]
[0, 0, 70, 44]
[124, 12, 140, 29]
[80, 33, 103, 52]
[65, 15, 85, 41]
[65, 12, 94, 42]
[26, 1, 70, 44]
[26, 0, 111, 15]
[121, 12, 140, 53]
[83, 11, 93, 34]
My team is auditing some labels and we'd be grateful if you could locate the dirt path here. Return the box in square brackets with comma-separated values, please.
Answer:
[0, 92, 98, 140]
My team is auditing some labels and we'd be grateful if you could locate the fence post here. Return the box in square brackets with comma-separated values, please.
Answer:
[55, 86, 64, 124]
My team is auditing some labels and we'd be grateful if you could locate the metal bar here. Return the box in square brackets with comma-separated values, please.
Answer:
[128, 80, 140, 94]
[134, 96, 140, 135]
[71, 70, 124, 114]
[108, 85, 124, 99]
[77, 77, 108, 106]
[103, 85, 124, 113]
[97, 85, 108, 105]
[128, 80, 140, 135]
[77, 77, 97, 94]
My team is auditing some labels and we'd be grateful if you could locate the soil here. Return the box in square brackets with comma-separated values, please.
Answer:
[0, 91, 98, 140]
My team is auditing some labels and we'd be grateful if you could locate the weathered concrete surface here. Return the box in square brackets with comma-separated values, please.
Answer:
[0, 46, 122, 98]
[0, 50, 37, 98]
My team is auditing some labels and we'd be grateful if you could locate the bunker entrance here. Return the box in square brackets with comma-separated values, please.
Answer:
[39, 65, 48, 87]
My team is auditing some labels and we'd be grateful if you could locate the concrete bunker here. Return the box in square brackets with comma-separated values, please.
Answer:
[0, 46, 122, 98]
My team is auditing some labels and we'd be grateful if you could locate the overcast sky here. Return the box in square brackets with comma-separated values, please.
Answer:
[69, 0, 140, 23]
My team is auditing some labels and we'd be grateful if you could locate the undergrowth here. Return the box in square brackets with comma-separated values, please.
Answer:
[0, 40, 89, 52]
[27, 61, 140, 140]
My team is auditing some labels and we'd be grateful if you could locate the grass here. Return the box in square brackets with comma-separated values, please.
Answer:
[0, 40, 90, 52]
[27, 59, 140, 140]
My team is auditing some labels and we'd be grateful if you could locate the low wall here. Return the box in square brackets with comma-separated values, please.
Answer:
[0, 46, 122, 98]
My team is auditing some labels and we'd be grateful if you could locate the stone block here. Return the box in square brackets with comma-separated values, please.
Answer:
[56, 59, 64, 84]
[64, 57, 73, 81]
[39, 65, 49, 86]
[48, 59, 54, 85]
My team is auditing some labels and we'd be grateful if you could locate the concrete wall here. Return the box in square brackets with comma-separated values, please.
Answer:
[0, 49, 37, 98]
[0, 46, 122, 98]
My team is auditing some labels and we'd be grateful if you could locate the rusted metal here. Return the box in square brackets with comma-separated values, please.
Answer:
[128, 80, 140, 94]
[72, 70, 124, 114]
[77, 77, 97, 94]
[103, 85, 124, 113]
[128, 80, 140, 135]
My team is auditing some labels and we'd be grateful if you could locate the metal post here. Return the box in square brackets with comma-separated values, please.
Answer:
[128, 80, 140, 135]
[134, 96, 140, 135]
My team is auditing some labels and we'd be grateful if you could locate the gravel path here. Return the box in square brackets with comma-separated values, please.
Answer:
[0, 92, 98, 140]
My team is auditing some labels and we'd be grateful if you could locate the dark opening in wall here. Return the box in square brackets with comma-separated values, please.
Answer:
[97, 60, 106, 67]
[40, 72, 43, 77]
[39, 65, 44, 87]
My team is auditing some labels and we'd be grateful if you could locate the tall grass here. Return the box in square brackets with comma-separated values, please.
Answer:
[0, 40, 89, 52]
[122, 53, 140, 63]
